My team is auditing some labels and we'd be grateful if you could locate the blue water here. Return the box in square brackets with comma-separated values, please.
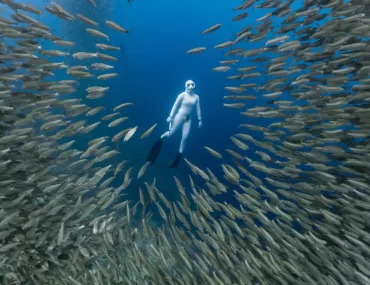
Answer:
[2, 0, 311, 223]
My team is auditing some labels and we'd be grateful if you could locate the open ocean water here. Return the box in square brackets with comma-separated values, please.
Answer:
[0, 0, 370, 284]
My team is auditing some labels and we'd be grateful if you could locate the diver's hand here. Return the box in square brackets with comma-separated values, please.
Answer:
[198, 120, 202, 128]
[166, 116, 173, 123]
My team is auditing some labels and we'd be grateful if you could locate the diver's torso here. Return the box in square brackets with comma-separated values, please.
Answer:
[177, 92, 197, 118]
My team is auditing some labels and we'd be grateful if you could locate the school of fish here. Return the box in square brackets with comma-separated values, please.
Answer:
[0, 0, 369, 284]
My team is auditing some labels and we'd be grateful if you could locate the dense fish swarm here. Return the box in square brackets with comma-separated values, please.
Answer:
[0, 0, 369, 284]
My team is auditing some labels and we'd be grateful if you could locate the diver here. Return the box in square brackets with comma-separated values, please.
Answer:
[146, 80, 202, 168]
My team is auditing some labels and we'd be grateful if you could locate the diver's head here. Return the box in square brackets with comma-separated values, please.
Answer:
[185, 80, 195, 93]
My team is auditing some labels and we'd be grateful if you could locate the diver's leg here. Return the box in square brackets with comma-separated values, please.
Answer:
[160, 114, 182, 139]
[170, 119, 191, 168]
[147, 115, 184, 165]
[179, 119, 191, 153]
[168, 114, 183, 137]
[160, 131, 169, 139]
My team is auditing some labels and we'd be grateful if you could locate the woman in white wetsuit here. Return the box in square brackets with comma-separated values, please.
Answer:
[146, 80, 202, 167]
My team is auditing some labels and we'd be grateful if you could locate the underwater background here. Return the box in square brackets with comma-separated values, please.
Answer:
[1, 0, 370, 284]
[40, 0, 272, 221]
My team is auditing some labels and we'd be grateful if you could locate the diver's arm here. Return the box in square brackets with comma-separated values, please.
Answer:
[167, 93, 184, 122]
[196, 95, 202, 128]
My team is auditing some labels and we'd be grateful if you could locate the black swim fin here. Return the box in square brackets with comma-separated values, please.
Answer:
[146, 138, 163, 165]
[169, 152, 182, 168]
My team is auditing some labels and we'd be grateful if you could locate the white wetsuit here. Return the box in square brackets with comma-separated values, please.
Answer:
[161, 89, 202, 153]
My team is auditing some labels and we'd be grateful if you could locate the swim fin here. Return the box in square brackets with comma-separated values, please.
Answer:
[146, 138, 163, 165]
[169, 152, 182, 168]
